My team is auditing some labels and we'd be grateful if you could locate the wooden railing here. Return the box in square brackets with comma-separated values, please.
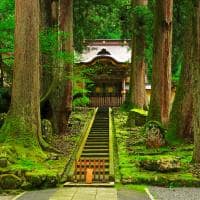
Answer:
[89, 96, 125, 107]
[74, 159, 106, 183]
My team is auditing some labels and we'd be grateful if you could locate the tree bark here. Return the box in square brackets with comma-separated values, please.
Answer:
[129, 0, 148, 109]
[168, 1, 194, 139]
[0, 53, 3, 87]
[40, 0, 54, 97]
[58, 0, 73, 134]
[193, 0, 200, 163]
[148, 0, 173, 125]
[49, 0, 73, 134]
[1, 0, 41, 147]
[40, 0, 53, 28]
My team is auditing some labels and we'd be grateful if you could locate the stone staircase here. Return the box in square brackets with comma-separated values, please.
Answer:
[74, 107, 110, 182]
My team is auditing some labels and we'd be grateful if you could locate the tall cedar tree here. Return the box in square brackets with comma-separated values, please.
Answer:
[58, 0, 73, 134]
[130, 0, 148, 109]
[168, 1, 193, 139]
[148, 0, 173, 125]
[40, 0, 54, 97]
[0, 0, 41, 147]
[0, 54, 3, 87]
[193, 0, 200, 163]
[40, 0, 73, 134]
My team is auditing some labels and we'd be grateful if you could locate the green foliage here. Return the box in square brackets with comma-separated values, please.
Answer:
[40, 28, 58, 55]
[0, 0, 15, 85]
[11, 159, 44, 171]
[40, 28, 74, 66]
[73, 96, 90, 107]
[74, 0, 129, 52]
[72, 65, 94, 107]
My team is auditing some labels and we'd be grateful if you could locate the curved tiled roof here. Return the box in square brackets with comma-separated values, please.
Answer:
[78, 39, 132, 64]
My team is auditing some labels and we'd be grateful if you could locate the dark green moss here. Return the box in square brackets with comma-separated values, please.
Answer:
[113, 108, 199, 187]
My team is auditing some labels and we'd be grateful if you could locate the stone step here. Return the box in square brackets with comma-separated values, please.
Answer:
[73, 107, 111, 183]
[92, 127, 108, 129]
[88, 134, 109, 137]
[90, 130, 109, 132]
[84, 145, 108, 149]
[85, 142, 109, 146]
[80, 159, 109, 164]
[81, 152, 109, 157]
[72, 175, 110, 182]
[87, 138, 108, 140]
[86, 139, 109, 143]
[93, 122, 108, 123]
[88, 136, 109, 139]
[83, 149, 109, 153]
[91, 130, 108, 132]
[92, 126, 109, 128]
[64, 182, 114, 187]
[92, 126, 108, 127]
[75, 163, 109, 168]
[87, 137, 109, 142]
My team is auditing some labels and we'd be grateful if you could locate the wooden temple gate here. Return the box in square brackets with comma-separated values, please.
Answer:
[89, 96, 125, 107]
[74, 159, 106, 183]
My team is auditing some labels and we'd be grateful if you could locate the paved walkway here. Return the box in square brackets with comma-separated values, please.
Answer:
[0, 187, 118, 200]
[3, 186, 200, 200]
[0, 187, 150, 200]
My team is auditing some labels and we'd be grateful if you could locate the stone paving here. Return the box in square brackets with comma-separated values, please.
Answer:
[50, 187, 118, 200]
[0, 187, 118, 200]
[3, 186, 200, 200]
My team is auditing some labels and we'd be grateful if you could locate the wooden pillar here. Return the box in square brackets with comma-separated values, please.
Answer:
[121, 79, 126, 101]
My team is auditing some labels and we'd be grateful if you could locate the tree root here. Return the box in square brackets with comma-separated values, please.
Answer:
[38, 135, 63, 154]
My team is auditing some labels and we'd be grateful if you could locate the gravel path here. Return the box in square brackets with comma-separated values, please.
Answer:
[149, 187, 200, 200]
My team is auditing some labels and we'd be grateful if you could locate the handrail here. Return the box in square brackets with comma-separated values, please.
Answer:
[76, 107, 98, 160]
[109, 107, 115, 181]
[61, 107, 98, 182]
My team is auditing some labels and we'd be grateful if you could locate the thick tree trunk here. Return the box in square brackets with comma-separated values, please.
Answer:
[130, 0, 148, 109]
[49, 0, 73, 134]
[0, 53, 3, 87]
[1, 0, 41, 147]
[58, 0, 73, 134]
[40, 0, 54, 97]
[168, 1, 194, 139]
[40, 0, 53, 28]
[148, 0, 173, 125]
[193, 0, 200, 163]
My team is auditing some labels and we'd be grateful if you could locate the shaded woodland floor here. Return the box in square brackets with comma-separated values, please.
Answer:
[113, 108, 200, 187]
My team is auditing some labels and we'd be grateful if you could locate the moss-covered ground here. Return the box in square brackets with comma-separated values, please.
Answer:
[0, 108, 93, 191]
[113, 108, 200, 187]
